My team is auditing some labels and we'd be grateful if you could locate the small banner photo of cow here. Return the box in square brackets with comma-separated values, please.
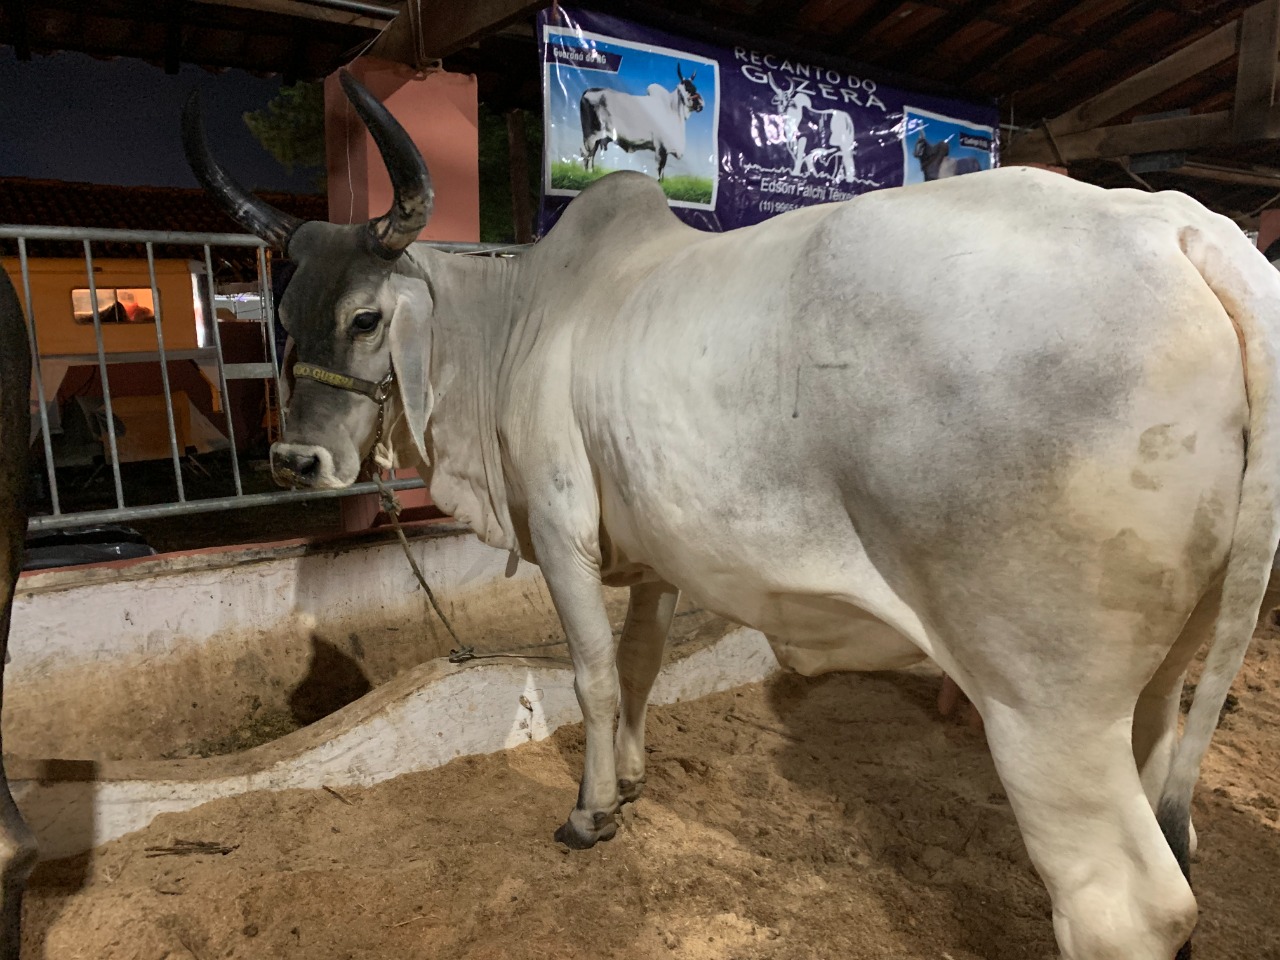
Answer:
[901, 106, 996, 187]
[543, 26, 720, 209]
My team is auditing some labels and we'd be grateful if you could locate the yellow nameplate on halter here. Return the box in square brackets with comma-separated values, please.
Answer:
[292, 361, 392, 400]
[294, 363, 357, 390]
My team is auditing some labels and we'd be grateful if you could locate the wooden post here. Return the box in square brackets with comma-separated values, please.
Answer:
[507, 109, 535, 244]
[1232, 0, 1280, 142]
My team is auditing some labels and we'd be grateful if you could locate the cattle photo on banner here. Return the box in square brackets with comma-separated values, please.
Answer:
[537, 6, 999, 234]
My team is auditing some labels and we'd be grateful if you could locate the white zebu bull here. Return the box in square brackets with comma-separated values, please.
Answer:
[769, 75, 856, 184]
[580, 63, 704, 180]
[186, 71, 1280, 960]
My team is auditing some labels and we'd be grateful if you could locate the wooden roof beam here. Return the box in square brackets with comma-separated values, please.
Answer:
[192, 0, 390, 31]
[1006, 109, 1235, 164]
[1170, 159, 1280, 187]
[1046, 19, 1240, 138]
[1007, 1, 1280, 165]
[368, 0, 543, 68]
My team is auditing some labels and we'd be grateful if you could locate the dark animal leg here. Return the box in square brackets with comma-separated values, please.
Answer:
[0, 269, 35, 960]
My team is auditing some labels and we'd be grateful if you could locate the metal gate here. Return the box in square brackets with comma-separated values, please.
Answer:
[1, 223, 525, 532]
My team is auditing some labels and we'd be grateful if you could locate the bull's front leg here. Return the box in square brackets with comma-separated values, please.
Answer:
[529, 514, 623, 850]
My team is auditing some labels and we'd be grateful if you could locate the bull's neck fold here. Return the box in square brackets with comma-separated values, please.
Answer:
[400, 245, 523, 554]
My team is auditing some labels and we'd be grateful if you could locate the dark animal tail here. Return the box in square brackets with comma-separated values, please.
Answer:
[1156, 218, 1280, 960]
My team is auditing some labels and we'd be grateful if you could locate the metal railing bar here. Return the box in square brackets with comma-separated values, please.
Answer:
[17, 238, 60, 515]
[83, 240, 126, 509]
[25, 476, 427, 531]
[0, 225, 267, 246]
[258, 247, 287, 435]
[40, 348, 218, 364]
[146, 242, 186, 503]
[0, 227, 527, 257]
[223, 362, 276, 380]
[423, 241, 531, 256]
[202, 245, 242, 496]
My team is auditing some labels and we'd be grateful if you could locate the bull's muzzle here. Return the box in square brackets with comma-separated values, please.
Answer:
[270, 443, 336, 488]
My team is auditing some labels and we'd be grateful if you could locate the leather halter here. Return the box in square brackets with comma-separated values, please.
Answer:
[292, 361, 396, 466]
[293, 362, 394, 403]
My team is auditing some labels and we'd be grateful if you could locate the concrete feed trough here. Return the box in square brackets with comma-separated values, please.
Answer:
[3, 522, 775, 860]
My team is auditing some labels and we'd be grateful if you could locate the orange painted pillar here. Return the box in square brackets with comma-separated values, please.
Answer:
[325, 58, 480, 530]
[1258, 209, 1280, 256]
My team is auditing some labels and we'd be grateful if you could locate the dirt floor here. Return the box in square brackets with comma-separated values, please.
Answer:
[22, 626, 1280, 960]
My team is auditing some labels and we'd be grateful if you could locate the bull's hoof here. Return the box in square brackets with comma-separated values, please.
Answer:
[618, 778, 645, 805]
[554, 808, 618, 850]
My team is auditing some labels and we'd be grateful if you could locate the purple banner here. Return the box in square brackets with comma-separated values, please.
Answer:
[537, 6, 999, 235]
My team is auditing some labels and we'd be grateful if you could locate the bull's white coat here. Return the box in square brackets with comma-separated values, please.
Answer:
[266, 163, 1280, 960]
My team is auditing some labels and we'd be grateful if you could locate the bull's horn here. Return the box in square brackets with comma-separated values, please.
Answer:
[339, 70, 434, 260]
[677, 62, 684, 81]
[181, 91, 303, 252]
[768, 74, 781, 95]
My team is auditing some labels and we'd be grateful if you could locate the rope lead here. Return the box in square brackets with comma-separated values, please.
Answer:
[371, 470, 463, 648]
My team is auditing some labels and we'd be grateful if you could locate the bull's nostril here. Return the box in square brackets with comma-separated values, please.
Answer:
[271, 448, 322, 487]
[294, 454, 319, 478]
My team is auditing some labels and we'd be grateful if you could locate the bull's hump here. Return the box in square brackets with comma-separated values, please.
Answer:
[547, 171, 692, 249]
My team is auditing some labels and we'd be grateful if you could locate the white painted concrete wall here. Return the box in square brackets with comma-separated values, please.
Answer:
[4, 524, 578, 760]
[9, 523, 531, 685]
[11, 627, 778, 860]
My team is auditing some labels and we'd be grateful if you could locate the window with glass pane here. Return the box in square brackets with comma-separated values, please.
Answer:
[71, 288, 157, 325]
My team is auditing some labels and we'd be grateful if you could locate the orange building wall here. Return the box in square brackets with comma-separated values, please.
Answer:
[1, 257, 198, 356]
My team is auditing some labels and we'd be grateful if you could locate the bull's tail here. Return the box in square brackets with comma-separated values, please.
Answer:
[1156, 221, 1280, 954]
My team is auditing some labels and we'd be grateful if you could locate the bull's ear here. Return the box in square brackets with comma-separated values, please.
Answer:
[388, 291, 433, 465]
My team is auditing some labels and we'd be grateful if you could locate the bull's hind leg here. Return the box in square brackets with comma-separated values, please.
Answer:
[1132, 580, 1222, 861]
[983, 698, 1196, 960]
[615, 580, 678, 804]
[956, 589, 1203, 960]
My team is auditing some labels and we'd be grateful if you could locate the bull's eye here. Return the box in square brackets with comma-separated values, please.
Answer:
[351, 310, 382, 333]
